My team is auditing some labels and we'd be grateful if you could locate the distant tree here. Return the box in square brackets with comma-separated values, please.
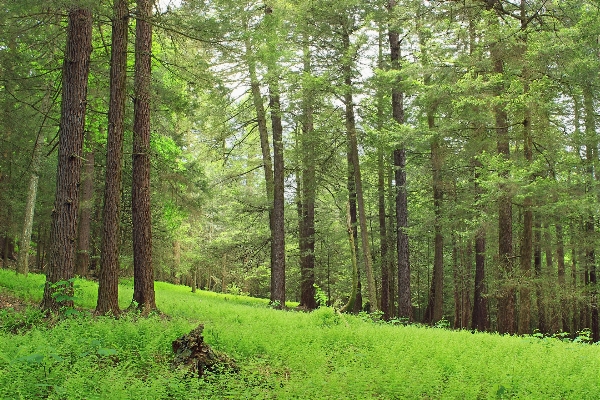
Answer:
[41, 6, 93, 312]
[131, 0, 156, 312]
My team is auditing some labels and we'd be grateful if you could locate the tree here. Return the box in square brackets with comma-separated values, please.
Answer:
[298, 33, 317, 310]
[387, 0, 411, 320]
[131, 0, 156, 312]
[41, 6, 93, 312]
[96, 0, 129, 316]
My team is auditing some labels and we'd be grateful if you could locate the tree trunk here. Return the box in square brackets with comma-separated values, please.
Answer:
[534, 218, 545, 332]
[41, 7, 92, 312]
[490, 12, 516, 334]
[269, 81, 286, 308]
[471, 157, 489, 330]
[341, 25, 376, 312]
[375, 27, 391, 319]
[75, 130, 95, 277]
[388, 0, 411, 320]
[96, 1, 129, 314]
[298, 36, 317, 310]
[584, 86, 599, 342]
[131, 0, 156, 313]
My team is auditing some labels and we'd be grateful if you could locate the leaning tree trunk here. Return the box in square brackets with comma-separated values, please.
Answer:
[41, 7, 93, 312]
[131, 0, 156, 312]
[341, 25, 377, 312]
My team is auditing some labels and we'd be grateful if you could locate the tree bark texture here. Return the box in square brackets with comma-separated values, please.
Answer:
[132, 0, 156, 312]
[298, 38, 317, 310]
[41, 7, 92, 312]
[76, 130, 95, 277]
[96, 0, 128, 316]
[388, 0, 411, 320]
[490, 21, 516, 335]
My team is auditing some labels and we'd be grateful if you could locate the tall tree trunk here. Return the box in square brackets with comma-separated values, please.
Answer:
[424, 130, 444, 323]
[376, 29, 390, 319]
[472, 224, 489, 330]
[534, 218, 545, 332]
[245, 39, 274, 211]
[583, 86, 599, 342]
[75, 130, 95, 277]
[97, 0, 127, 310]
[341, 26, 377, 312]
[490, 12, 516, 334]
[269, 84, 285, 307]
[131, 0, 156, 312]
[388, 0, 411, 320]
[41, 7, 92, 312]
[556, 224, 568, 332]
[298, 36, 317, 310]
[517, 0, 533, 336]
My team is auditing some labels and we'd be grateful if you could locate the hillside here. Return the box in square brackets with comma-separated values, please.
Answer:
[0, 269, 599, 399]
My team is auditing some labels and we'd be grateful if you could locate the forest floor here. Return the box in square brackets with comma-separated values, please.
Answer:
[0, 291, 31, 312]
[1, 270, 600, 399]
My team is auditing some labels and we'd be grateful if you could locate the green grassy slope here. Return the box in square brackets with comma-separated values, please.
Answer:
[0, 269, 599, 399]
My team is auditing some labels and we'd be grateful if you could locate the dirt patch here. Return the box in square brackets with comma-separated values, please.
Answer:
[0, 291, 33, 312]
[172, 324, 238, 377]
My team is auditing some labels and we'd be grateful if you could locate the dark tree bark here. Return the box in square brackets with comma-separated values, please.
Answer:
[423, 124, 444, 324]
[388, 0, 411, 320]
[131, 0, 156, 312]
[534, 218, 545, 332]
[489, 5, 516, 334]
[298, 36, 317, 310]
[76, 130, 95, 277]
[556, 223, 569, 332]
[41, 7, 92, 312]
[471, 156, 489, 330]
[96, 0, 129, 316]
[376, 29, 390, 319]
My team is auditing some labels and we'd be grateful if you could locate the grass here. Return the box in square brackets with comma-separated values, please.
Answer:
[1, 268, 599, 399]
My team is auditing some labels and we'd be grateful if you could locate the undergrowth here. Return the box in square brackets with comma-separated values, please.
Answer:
[1, 269, 600, 399]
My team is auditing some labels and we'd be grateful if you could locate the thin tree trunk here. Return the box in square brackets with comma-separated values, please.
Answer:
[41, 7, 92, 312]
[131, 0, 156, 313]
[583, 86, 599, 342]
[388, 0, 411, 320]
[556, 224, 568, 332]
[534, 218, 545, 332]
[269, 81, 286, 308]
[298, 37, 317, 310]
[374, 26, 391, 319]
[340, 26, 377, 312]
[472, 161, 489, 331]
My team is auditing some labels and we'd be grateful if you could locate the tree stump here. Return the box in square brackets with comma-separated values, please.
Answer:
[172, 324, 237, 377]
